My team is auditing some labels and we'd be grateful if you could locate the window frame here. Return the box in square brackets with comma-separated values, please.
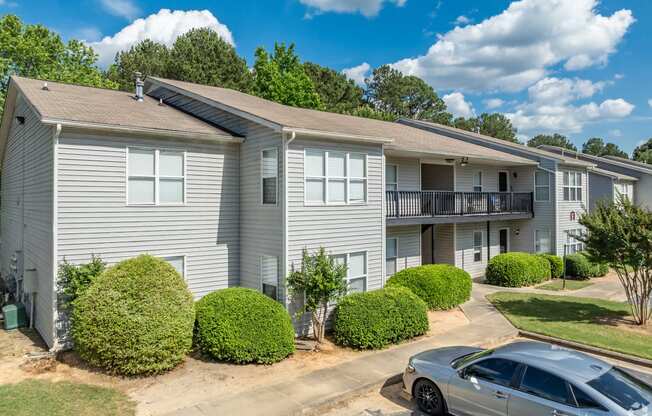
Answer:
[260, 255, 280, 301]
[261, 147, 279, 206]
[304, 149, 368, 206]
[332, 250, 368, 293]
[534, 169, 551, 202]
[386, 164, 398, 191]
[473, 171, 483, 192]
[162, 255, 186, 279]
[564, 228, 584, 254]
[535, 229, 551, 254]
[516, 365, 575, 407]
[473, 230, 483, 263]
[386, 237, 398, 277]
[463, 358, 521, 388]
[562, 171, 583, 202]
[126, 147, 186, 206]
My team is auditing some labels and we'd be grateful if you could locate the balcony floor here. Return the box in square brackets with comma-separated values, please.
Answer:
[386, 211, 533, 226]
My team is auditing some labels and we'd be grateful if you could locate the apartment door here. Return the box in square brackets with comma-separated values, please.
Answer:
[422, 225, 434, 264]
[499, 228, 509, 254]
[498, 171, 509, 192]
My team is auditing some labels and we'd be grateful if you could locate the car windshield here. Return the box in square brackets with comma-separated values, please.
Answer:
[451, 349, 493, 369]
[588, 368, 652, 411]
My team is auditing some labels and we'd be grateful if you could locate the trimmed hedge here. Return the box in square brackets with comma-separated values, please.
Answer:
[386, 264, 472, 310]
[71, 255, 195, 375]
[565, 252, 609, 279]
[333, 287, 429, 349]
[195, 288, 295, 364]
[485, 252, 551, 287]
[538, 254, 564, 279]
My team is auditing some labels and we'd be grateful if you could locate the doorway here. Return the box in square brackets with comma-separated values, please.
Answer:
[422, 224, 434, 265]
[499, 228, 509, 254]
[498, 171, 509, 192]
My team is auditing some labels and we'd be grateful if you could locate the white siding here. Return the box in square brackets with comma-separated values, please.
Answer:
[455, 221, 514, 278]
[556, 167, 588, 257]
[386, 225, 421, 272]
[385, 156, 420, 190]
[56, 133, 240, 300]
[0, 96, 55, 347]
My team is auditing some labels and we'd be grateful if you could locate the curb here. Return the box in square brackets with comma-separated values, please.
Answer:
[519, 330, 652, 369]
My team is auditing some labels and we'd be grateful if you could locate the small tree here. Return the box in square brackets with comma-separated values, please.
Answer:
[286, 247, 348, 342]
[579, 198, 652, 325]
[58, 255, 106, 308]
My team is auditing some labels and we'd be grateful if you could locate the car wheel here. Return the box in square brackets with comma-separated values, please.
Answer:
[414, 379, 445, 415]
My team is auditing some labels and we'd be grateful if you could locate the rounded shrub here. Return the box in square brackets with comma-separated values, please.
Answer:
[386, 264, 471, 310]
[564, 253, 592, 280]
[71, 254, 195, 375]
[537, 254, 564, 279]
[195, 287, 295, 364]
[333, 287, 428, 350]
[485, 252, 551, 287]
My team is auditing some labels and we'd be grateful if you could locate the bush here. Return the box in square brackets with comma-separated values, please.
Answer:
[195, 288, 295, 364]
[71, 255, 195, 375]
[566, 252, 609, 279]
[333, 287, 429, 349]
[537, 254, 564, 279]
[58, 255, 106, 307]
[386, 264, 471, 310]
[485, 252, 551, 287]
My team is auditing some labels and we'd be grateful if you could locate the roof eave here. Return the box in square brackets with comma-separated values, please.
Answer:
[282, 127, 393, 144]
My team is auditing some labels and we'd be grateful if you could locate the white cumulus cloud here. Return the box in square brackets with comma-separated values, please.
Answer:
[483, 98, 505, 109]
[300, 0, 406, 18]
[100, 0, 140, 20]
[342, 62, 371, 86]
[443, 92, 475, 118]
[453, 15, 472, 25]
[391, 0, 634, 93]
[89, 9, 234, 68]
[648, 99, 652, 108]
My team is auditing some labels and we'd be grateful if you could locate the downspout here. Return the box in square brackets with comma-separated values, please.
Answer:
[50, 123, 61, 351]
[282, 131, 296, 308]
[486, 221, 490, 262]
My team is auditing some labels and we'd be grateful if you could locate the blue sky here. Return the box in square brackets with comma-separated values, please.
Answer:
[3, 0, 651, 153]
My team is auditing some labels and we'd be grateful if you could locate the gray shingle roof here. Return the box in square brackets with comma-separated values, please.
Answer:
[590, 167, 638, 181]
[147, 77, 536, 165]
[11, 76, 236, 139]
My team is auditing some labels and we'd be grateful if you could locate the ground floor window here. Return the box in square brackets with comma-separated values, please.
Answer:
[564, 229, 584, 254]
[261, 255, 279, 301]
[535, 229, 551, 254]
[473, 231, 483, 262]
[163, 256, 185, 278]
[386, 238, 398, 277]
[333, 251, 367, 293]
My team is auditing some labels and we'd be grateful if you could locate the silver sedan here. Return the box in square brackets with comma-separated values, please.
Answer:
[401, 341, 652, 416]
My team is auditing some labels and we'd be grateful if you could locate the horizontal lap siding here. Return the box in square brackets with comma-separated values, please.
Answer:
[56, 133, 239, 299]
[386, 157, 419, 190]
[386, 225, 421, 272]
[1, 97, 55, 347]
[556, 167, 588, 257]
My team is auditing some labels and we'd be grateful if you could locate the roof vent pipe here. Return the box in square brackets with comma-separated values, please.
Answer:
[134, 72, 144, 102]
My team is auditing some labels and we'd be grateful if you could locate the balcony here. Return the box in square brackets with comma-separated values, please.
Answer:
[386, 191, 534, 225]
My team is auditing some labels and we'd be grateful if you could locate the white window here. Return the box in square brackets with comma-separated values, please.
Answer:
[473, 171, 482, 192]
[128, 148, 185, 205]
[332, 251, 367, 293]
[261, 148, 278, 205]
[535, 229, 551, 254]
[304, 149, 367, 204]
[564, 229, 584, 254]
[563, 171, 583, 201]
[163, 256, 185, 278]
[261, 255, 279, 301]
[386, 238, 398, 277]
[473, 231, 483, 262]
[535, 170, 550, 201]
[614, 182, 632, 202]
[386, 164, 398, 191]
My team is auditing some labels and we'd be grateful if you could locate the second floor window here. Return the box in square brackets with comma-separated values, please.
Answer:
[473, 171, 482, 192]
[535, 170, 550, 201]
[305, 149, 367, 204]
[563, 171, 582, 201]
[261, 148, 278, 205]
[128, 148, 184, 205]
[386, 164, 398, 191]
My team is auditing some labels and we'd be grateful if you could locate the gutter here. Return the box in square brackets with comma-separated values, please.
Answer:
[51, 123, 61, 351]
[281, 127, 393, 145]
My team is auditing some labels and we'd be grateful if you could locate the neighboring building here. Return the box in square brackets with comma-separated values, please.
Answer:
[538, 146, 650, 209]
[0, 76, 576, 348]
[398, 119, 595, 260]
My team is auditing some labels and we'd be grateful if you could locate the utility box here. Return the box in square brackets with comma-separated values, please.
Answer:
[2, 303, 27, 330]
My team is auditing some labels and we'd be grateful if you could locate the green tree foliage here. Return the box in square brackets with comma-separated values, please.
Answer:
[582, 137, 628, 158]
[0, 15, 116, 117]
[58, 255, 106, 307]
[106, 40, 170, 91]
[454, 113, 519, 143]
[633, 138, 652, 164]
[286, 247, 348, 342]
[346, 104, 396, 121]
[579, 198, 652, 325]
[303, 61, 363, 113]
[253, 43, 322, 109]
[364, 65, 451, 122]
[527, 133, 577, 151]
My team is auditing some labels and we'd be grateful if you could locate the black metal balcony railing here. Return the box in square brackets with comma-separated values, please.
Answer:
[386, 191, 534, 218]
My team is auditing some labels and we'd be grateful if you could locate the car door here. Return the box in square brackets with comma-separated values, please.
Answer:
[448, 358, 520, 416]
[509, 365, 586, 416]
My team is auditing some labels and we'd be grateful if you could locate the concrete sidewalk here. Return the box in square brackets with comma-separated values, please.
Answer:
[161, 289, 517, 416]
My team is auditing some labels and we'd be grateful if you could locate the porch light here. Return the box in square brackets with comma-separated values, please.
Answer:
[460, 157, 469, 167]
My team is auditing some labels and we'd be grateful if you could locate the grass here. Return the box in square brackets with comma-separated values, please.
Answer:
[0, 380, 135, 416]
[538, 279, 593, 291]
[488, 292, 652, 360]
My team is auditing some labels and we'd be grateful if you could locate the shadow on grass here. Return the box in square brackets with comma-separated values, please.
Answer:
[490, 296, 631, 327]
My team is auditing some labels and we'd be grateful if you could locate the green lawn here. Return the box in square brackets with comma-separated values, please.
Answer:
[0, 380, 135, 416]
[538, 279, 593, 291]
[487, 292, 652, 360]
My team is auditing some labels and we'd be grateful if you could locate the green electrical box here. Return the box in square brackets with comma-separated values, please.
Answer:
[2, 303, 27, 330]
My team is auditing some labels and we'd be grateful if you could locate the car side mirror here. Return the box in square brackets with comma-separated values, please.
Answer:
[459, 368, 469, 380]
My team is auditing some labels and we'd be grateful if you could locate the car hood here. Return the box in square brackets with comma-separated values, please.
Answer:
[413, 346, 484, 368]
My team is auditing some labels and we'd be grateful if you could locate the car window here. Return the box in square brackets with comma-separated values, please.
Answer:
[452, 349, 493, 369]
[465, 358, 519, 387]
[588, 368, 652, 411]
[571, 385, 605, 410]
[519, 366, 572, 405]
